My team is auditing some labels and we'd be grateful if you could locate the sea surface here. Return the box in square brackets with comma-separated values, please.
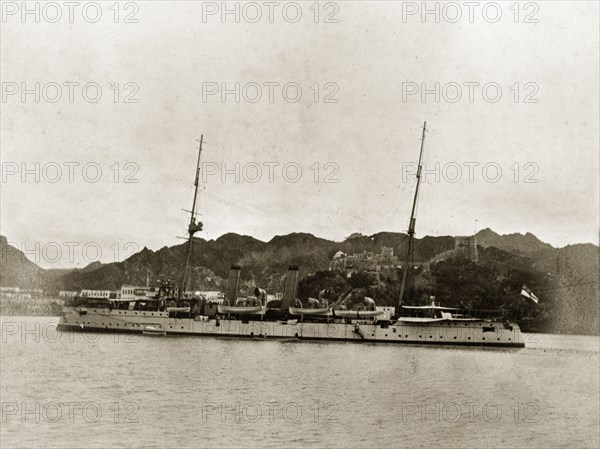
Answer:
[1, 316, 598, 448]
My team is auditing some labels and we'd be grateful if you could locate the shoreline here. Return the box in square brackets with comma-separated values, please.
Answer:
[0, 297, 64, 317]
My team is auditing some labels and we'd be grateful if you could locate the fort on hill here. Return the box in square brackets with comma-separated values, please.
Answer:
[329, 235, 479, 283]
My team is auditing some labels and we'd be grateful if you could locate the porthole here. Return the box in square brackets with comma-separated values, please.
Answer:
[429, 335, 432, 338]
[419, 335, 422, 338]
[468, 337, 471, 340]
[453, 336, 457, 339]
[482, 337, 485, 340]
[385, 334, 388, 337]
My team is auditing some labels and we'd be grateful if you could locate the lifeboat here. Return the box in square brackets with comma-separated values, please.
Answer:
[142, 325, 166, 336]
[332, 296, 382, 317]
[166, 300, 191, 313]
[288, 307, 332, 316]
[166, 307, 191, 313]
[218, 288, 265, 314]
[218, 305, 263, 314]
[333, 309, 384, 318]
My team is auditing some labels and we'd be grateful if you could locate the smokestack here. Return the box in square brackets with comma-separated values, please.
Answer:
[226, 265, 241, 305]
[281, 265, 299, 309]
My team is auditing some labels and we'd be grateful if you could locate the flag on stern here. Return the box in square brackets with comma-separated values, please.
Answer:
[521, 285, 539, 303]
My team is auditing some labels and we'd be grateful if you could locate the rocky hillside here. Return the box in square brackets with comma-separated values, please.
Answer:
[1, 231, 598, 334]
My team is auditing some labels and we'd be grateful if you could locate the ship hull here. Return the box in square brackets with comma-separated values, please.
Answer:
[57, 307, 525, 348]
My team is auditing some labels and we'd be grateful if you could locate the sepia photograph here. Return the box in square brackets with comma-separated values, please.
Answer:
[1, 1, 599, 448]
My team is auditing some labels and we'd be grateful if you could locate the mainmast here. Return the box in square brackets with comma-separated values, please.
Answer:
[179, 136, 204, 299]
[397, 122, 427, 309]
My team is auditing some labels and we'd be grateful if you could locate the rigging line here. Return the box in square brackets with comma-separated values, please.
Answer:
[522, 280, 600, 292]
[203, 189, 282, 218]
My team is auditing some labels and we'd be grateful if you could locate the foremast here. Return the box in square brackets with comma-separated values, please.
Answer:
[397, 122, 427, 309]
[179, 136, 204, 299]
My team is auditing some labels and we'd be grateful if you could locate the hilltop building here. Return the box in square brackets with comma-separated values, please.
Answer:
[329, 247, 415, 283]
[330, 247, 400, 273]
[454, 235, 479, 262]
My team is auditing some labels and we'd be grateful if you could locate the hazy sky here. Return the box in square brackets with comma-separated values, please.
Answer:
[1, 1, 598, 268]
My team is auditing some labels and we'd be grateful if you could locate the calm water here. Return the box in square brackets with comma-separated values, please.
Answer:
[1, 316, 598, 449]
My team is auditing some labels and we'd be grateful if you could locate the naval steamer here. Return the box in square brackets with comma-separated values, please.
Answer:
[58, 125, 526, 348]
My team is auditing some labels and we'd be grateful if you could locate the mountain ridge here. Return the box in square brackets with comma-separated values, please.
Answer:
[1, 231, 598, 334]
